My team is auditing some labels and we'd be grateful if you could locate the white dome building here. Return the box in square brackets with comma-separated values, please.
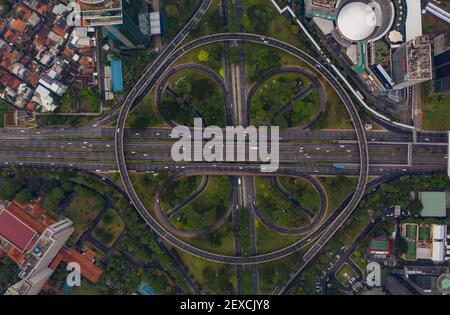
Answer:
[336, 2, 377, 41]
[331, 0, 395, 45]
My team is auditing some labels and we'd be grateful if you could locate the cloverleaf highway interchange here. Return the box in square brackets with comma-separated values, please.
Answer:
[0, 0, 449, 298]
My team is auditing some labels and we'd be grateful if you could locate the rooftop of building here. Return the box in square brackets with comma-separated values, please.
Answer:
[0, 209, 37, 252]
[407, 36, 432, 80]
[419, 191, 447, 217]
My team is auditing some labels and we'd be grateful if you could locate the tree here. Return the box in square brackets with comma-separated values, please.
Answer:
[15, 188, 32, 204]
[0, 180, 23, 201]
[197, 49, 209, 62]
[230, 46, 240, 65]
[408, 199, 423, 215]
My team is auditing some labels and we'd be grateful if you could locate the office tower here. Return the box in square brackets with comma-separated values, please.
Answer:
[391, 35, 433, 90]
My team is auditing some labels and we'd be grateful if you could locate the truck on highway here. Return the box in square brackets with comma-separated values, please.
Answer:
[334, 165, 346, 169]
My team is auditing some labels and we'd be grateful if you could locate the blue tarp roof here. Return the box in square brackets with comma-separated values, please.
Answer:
[111, 60, 124, 92]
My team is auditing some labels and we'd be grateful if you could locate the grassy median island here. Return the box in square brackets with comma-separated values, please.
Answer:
[170, 176, 232, 231]
[319, 176, 359, 215]
[175, 43, 225, 75]
[127, 90, 166, 131]
[279, 176, 321, 213]
[182, 221, 235, 255]
[335, 263, 358, 286]
[93, 209, 125, 248]
[255, 177, 310, 229]
[160, 176, 204, 211]
[255, 217, 304, 254]
[250, 73, 320, 128]
[160, 70, 226, 127]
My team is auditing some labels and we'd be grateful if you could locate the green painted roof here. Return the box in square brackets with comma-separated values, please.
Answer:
[442, 279, 450, 289]
[370, 240, 389, 251]
[420, 192, 447, 217]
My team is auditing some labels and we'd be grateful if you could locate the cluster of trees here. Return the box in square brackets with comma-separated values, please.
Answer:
[246, 46, 281, 82]
[160, 176, 201, 210]
[0, 258, 20, 294]
[59, 86, 100, 113]
[162, 0, 199, 43]
[196, 46, 224, 76]
[243, 1, 276, 35]
[37, 115, 88, 127]
[190, 7, 222, 38]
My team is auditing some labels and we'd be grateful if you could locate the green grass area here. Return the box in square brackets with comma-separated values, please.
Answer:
[160, 176, 203, 211]
[160, 70, 226, 127]
[37, 115, 92, 127]
[175, 43, 224, 75]
[319, 176, 359, 215]
[406, 224, 417, 239]
[175, 249, 235, 294]
[335, 263, 358, 286]
[255, 217, 303, 254]
[279, 176, 321, 212]
[258, 252, 302, 294]
[182, 221, 235, 255]
[311, 86, 353, 130]
[404, 224, 417, 261]
[64, 191, 103, 244]
[418, 226, 431, 241]
[250, 72, 319, 128]
[128, 173, 161, 210]
[422, 81, 450, 131]
[351, 248, 367, 271]
[255, 177, 310, 229]
[92, 209, 125, 248]
[127, 90, 166, 131]
[59, 86, 101, 113]
[170, 176, 232, 231]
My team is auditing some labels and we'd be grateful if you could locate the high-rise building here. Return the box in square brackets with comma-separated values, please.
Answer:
[5, 268, 54, 295]
[19, 218, 74, 280]
[104, 0, 150, 49]
[391, 35, 433, 90]
[433, 33, 450, 93]
[74, 0, 150, 49]
[74, 0, 123, 27]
